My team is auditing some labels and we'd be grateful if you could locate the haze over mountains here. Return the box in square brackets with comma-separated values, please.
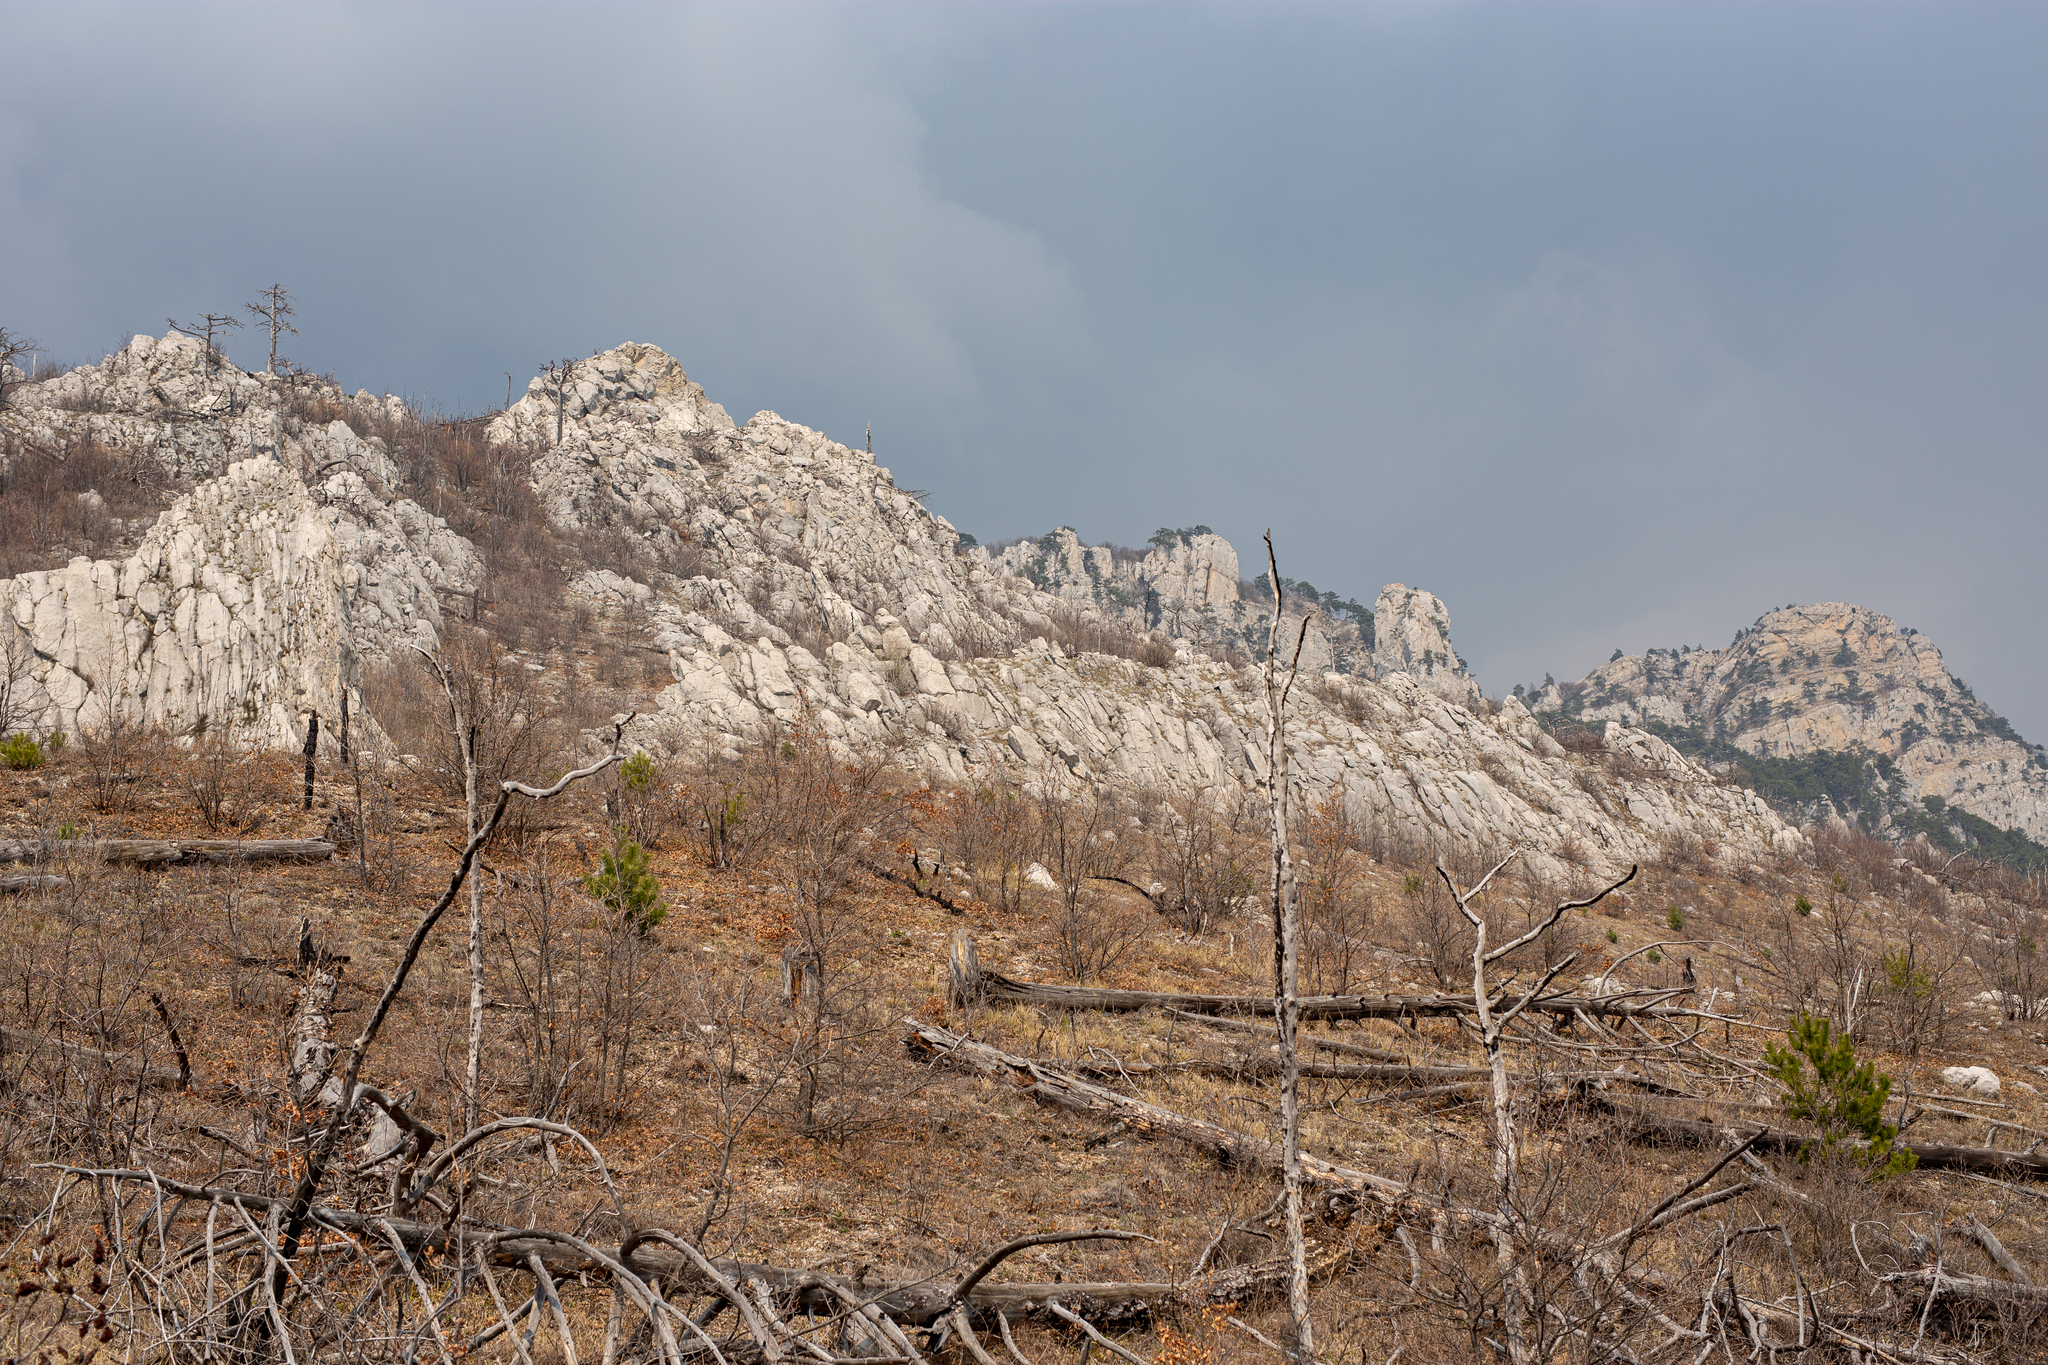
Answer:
[2, 334, 2042, 872]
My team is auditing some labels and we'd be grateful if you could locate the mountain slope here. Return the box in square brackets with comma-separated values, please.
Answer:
[484, 344, 1794, 879]
[1, 336, 1800, 875]
[1534, 602, 2048, 850]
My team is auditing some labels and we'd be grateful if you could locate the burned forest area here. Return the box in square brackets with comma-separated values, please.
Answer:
[6, 646, 2048, 1365]
[1, 345, 2047, 1365]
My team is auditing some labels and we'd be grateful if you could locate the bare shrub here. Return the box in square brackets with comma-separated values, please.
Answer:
[73, 696, 169, 814]
[1025, 607, 1176, 667]
[1148, 787, 1259, 937]
[0, 432, 184, 576]
[752, 722, 911, 1143]
[1038, 780, 1147, 980]
[183, 726, 285, 832]
[1297, 793, 1373, 993]
[1869, 929, 1963, 1057]
[490, 845, 659, 1128]
[0, 620, 47, 737]
[944, 780, 1036, 913]
[1403, 867, 1472, 987]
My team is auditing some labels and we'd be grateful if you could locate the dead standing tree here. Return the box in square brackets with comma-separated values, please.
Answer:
[543, 356, 576, 445]
[1437, 850, 1637, 1365]
[0, 326, 42, 412]
[412, 634, 556, 1131]
[244, 283, 299, 375]
[167, 312, 243, 401]
[1259, 531, 1315, 1362]
[263, 723, 633, 1306]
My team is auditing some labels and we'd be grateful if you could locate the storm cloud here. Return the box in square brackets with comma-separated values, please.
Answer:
[5, 3, 2045, 735]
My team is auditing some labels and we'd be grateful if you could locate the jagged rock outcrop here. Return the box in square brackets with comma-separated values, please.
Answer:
[0, 458, 358, 747]
[3, 334, 481, 660]
[4, 337, 1807, 872]
[612, 590, 1795, 881]
[1372, 584, 1481, 706]
[979, 526, 1370, 676]
[476, 343, 1799, 876]
[488, 344, 1056, 653]
[1534, 603, 2048, 843]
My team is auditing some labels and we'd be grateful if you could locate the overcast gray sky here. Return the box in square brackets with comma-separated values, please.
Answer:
[5, 3, 2045, 739]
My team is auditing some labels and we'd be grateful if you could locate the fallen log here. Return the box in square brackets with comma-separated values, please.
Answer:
[903, 1023, 1752, 1259]
[1055, 1056, 1494, 1083]
[904, 1018, 1409, 1206]
[965, 964, 1705, 1025]
[1876, 1266, 2048, 1307]
[1602, 1103, 2048, 1180]
[0, 838, 335, 867]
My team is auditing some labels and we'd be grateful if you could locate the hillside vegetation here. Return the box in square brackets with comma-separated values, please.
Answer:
[2, 335, 2047, 1362]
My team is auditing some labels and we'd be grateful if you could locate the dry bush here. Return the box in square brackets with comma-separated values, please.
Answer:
[1403, 865, 1473, 987]
[1297, 794, 1373, 993]
[766, 726, 913, 1142]
[72, 697, 170, 814]
[489, 846, 659, 1128]
[943, 780, 1037, 912]
[1026, 607, 1176, 668]
[183, 726, 290, 832]
[1147, 786, 1259, 937]
[1037, 780, 1149, 980]
[0, 432, 182, 577]
[0, 872, 194, 1185]
[1548, 720, 1607, 756]
[366, 625, 564, 810]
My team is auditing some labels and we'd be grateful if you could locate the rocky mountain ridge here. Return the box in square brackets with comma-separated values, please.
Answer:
[1534, 602, 2048, 851]
[0, 336, 1802, 877]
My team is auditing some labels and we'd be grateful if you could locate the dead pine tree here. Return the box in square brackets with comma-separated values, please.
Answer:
[543, 357, 576, 444]
[167, 312, 242, 398]
[244, 283, 299, 375]
[0, 327, 43, 412]
[1436, 851, 1636, 1365]
[1259, 530, 1314, 1362]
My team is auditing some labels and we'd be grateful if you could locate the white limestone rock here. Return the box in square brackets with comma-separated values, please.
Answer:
[1941, 1065, 2002, 1098]
[0, 457, 359, 748]
[1536, 604, 2048, 843]
[1373, 584, 1481, 705]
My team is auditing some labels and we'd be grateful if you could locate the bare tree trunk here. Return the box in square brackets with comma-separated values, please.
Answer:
[463, 731, 484, 1132]
[415, 644, 487, 1132]
[1438, 855, 1638, 1365]
[1259, 532, 1313, 1363]
[302, 710, 319, 811]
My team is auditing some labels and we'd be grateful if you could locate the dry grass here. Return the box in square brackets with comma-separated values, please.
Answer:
[1, 703, 2045, 1361]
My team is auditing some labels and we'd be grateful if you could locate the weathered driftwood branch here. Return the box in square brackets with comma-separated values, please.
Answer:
[0, 837, 335, 867]
[1875, 1265, 2048, 1307]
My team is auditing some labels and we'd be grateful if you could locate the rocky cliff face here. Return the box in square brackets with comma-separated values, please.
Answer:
[495, 345, 1794, 877]
[0, 458, 357, 746]
[2, 337, 1804, 874]
[1372, 584, 1481, 706]
[4, 334, 481, 662]
[1533, 603, 2048, 844]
